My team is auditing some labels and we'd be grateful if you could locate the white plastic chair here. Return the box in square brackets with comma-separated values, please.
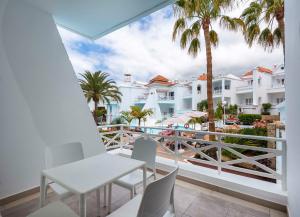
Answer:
[107, 167, 178, 217]
[110, 136, 157, 202]
[27, 201, 78, 217]
[45, 142, 84, 199]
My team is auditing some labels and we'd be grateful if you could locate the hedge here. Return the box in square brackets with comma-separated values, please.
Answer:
[238, 114, 262, 125]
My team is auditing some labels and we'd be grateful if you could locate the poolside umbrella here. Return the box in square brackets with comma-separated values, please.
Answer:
[184, 111, 207, 118]
[163, 115, 190, 125]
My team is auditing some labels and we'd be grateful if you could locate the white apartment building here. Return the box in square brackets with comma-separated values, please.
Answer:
[107, 74, 193, 124]
[106, 64, 285, 123]
[192, 73, 243, 110]
[235, 64, 285, 114]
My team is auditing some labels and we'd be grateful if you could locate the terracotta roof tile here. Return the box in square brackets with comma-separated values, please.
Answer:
[198, 73, 207, 81]
[243, 71, 253, 77]
[257, 66, 273, 74]
[148, 75, 173, 86]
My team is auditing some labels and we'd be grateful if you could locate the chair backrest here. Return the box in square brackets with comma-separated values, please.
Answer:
[131, 136, 157, 171]
[45, 142, 84, 168]
[137, 167, 178, 217]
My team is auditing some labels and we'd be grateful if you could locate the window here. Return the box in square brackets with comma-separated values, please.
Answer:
[248, 80, 253, 86]
[197, 85, 201, 94]
[225, 80, 231, 90]
[276, 98, 285, 104]
[245, 98, 253, 105]
[281, 78, 285, 86]
[168, 92, 174, 100]
[169, 107, 174, 115]
[258, 78, 261, 85]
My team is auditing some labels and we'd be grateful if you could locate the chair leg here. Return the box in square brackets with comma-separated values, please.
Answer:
[103, 185, 107, 207]
[108, 183, 112, 214]
[130, 187, 134, 199]
[44, 185, 48, 202]
[96, 189, 100, 217]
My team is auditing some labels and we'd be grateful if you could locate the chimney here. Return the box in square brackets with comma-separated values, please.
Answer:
[124, 73, 132, 83]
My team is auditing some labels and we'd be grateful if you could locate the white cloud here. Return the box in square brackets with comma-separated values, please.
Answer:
[58, 3, 283, 82]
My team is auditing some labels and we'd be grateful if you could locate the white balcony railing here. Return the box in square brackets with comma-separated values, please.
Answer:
[213, 89, 222, 95]
[236, 85, 253, 92]
[98, 124, 287, 192]
[158, 95, 175, 101]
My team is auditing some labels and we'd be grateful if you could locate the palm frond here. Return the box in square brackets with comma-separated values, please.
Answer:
[180, 28, 193, 49]
[245, 23, 261, 47]
[273, 27, 282, 46]
[258, 27, 274, 50]
[172, 18, 186, 41]
[187, 38, 200, 57]
[209, 30, 219, 47]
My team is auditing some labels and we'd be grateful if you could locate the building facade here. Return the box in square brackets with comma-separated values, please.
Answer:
[106, 64, 285, 123]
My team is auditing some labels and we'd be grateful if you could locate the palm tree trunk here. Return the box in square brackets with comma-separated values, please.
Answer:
[93, 101, 98, 124]
[203, 23, 216, 137]
[138, 118, 141, 127]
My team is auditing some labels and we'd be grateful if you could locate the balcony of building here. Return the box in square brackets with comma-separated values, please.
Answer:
[236, 85, 253, 94]
[98, 125, 287, 206]
[0, 0, 299, 216]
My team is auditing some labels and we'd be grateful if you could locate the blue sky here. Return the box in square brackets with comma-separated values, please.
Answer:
[58, 4, 283, 83]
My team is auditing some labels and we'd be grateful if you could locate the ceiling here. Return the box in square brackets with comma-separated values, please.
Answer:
[25, 0, 175, 40]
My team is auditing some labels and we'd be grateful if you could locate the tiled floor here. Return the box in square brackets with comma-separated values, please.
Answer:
[0, 178, 287, 217]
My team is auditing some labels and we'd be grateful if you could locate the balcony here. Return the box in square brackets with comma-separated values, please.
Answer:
[0, 173, 287, 217]
[158, 95, 175, 103]
[134, 95, 147, 104]
[213, 89, 222, 96]
[267, 85, 285, 94]
[236, 86, 253, 94]
[0, 124, 288, 217]
[98, 125, 287, 207]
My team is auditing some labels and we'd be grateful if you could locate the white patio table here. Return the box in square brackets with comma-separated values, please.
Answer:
[39, 153, 146, 217]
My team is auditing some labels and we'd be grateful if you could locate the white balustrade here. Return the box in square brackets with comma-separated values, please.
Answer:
[98, 124, 287, 191]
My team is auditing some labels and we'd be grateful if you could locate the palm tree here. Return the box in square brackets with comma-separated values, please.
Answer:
[120, 111, 134, 125]
[172, 0, 241, 134]
[79, 71, 122, 123]
[130, 106, 153, 126]
[240, 0, 285, 54]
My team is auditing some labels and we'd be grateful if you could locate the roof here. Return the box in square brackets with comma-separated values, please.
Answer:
[148, 75, 173, 86]
[198, 73, 207, 81]
[257, 66, 273, 74]
[242, 66, 273, 78]
[243, 71, 253, 77]
[25, 0, 175, 39]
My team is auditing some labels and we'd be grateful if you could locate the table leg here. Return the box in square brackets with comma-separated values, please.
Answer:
[79, 194, 86, 217]
[39, 175, 46, 208]
[108, 183, 112, 214]
[143, 165, 147, 192]
[96, 189, 100, 217]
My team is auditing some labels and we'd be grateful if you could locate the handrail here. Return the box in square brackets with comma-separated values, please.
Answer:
[98, 124, 287, 191]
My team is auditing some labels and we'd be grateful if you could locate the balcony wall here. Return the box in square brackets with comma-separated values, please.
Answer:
[286, 0, 300, 216]
[0, 0, 104, 199]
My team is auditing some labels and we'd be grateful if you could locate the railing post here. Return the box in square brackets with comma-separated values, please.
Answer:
[217, 135, 222, 175]
[281, 140, 287, 191]
[174, 130, 179, 164]
[120, 125, 124, 150]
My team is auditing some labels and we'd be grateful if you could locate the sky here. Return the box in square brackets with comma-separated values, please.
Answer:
[57, 3, 283, 83]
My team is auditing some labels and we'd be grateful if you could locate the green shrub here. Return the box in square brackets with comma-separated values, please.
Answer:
[225, 104, 238, 115]
[238, 114, 262, 125]
[223, 127, 267, 147]
[215, 101, 223, 120]
[197, 100, 208, 111]
[261, 103, 272, 115]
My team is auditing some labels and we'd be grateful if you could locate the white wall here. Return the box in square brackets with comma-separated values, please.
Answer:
[286, 0, 300, 216]
[0, 0, 104, 199]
